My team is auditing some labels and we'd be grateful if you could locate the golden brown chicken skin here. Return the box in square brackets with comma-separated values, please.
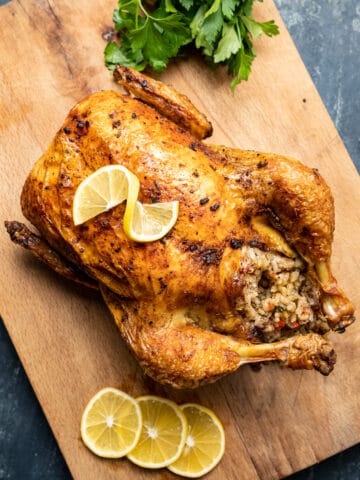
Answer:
[7, 67, 354, 388]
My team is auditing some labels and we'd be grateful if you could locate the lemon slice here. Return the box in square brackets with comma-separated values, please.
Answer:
[127, 395, 187, 469]
[80, 387, 142, 458]
[73, 165, 139, 226]
[168, 403, 225, 478]
[123, 200, 179, 242]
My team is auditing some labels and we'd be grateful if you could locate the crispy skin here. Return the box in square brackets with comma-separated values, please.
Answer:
[208, 145, 335, 263]
[13, 79, 355, 388]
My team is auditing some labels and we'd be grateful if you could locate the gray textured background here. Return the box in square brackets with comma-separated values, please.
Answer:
[0, 0, 359, 479]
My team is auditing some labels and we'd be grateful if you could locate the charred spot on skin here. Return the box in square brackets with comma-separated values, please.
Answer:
[158, 277, 167, 294]
[141, 79, 148, 88]
[112, 120, 121, 128]
[236, 172, 253, 188]
[192, 170, 199, 177]
[230, 238, 244, 249]
[63, 217, 72, 228]
[210, 203, 220, 212]
[79, 247, 84, 253]
[189, 142, 198, 151]
[182, 239, 200, 253]
[201, 248, 221, 266]
[248, 239, 267, 251]
[74, 119, 89, 137]
[200, 197, 209, 205]
[121, 313, 129, 323]
[131, 112, 137, 119]
[114, 247, 121, 253]
[301, 226, 310, 237]
[257, 160, 268, 169]
[63, 127, 71, 134]
[59, 173, 72, 188]
[94, 218, 111, 230]
[146, 182, 162, 203]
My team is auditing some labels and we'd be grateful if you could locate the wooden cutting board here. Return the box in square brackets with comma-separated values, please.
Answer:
[1, 1, 359, 479]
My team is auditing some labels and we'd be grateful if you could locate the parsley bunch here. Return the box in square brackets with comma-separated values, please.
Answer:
[105, 0, 279, 89]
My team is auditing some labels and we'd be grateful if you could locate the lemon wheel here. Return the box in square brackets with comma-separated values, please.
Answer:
[168, 403, 225, 478]
[127, 395, 188, 469]
[80, 387, 142, 458]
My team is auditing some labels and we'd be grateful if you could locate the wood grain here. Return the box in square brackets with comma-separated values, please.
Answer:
[0, 1, 359, 479]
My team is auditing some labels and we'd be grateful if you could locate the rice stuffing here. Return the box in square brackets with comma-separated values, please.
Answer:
[236, 246, 329, 342]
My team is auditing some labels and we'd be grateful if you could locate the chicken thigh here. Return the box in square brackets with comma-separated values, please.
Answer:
[6, 67, 355, 388]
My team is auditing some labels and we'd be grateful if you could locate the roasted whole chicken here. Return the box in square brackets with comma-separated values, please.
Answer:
[6, 66, 355, 388]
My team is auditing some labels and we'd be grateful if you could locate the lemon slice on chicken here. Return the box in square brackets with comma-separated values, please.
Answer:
[124, 200, 179, 243]
[72, 164, 178, 241]
[72, 164, 139, 226]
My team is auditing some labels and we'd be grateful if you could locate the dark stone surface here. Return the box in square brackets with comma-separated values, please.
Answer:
[275, 0, 360, 170]
[0, 0, 359, 479]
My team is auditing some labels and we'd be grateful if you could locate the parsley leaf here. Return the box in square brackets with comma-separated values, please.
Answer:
[104, 0, 280, 88]
[193, 7, 223, 56]
[214, 24, 241, 63]
[222, 0, 238, 20]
